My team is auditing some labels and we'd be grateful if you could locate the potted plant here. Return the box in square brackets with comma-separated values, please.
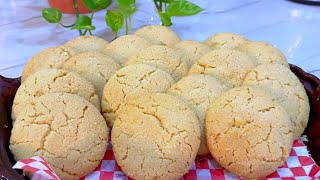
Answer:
[48, 0, 91, 14]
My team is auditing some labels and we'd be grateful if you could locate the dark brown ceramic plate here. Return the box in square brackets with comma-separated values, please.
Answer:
[0, 64, 319, 179]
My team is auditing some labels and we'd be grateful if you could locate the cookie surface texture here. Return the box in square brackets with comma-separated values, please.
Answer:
[204, 32, 248, 49]
[64, 35, 109, 52]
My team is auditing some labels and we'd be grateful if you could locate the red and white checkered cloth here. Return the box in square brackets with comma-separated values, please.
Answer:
[13, 137, 320, 180]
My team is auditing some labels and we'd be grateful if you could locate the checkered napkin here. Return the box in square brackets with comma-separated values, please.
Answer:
[13, 138, 320, 180]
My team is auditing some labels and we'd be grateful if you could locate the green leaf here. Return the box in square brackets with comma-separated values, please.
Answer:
[42, 8, 62, 23]
[166, 0, 203, 16]
[96, 0, 111, 9]
[155, 0, 173, 3]
[72, 16, 96, 30]
[158, 12, 172, 26]
[105, 10, 124, 33]
[82, 0, 98, 11]
[116, 0, 137, 16]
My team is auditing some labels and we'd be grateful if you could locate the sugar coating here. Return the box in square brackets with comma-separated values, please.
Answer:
[237, 41, 289, 67]
[174, 40, 212, 67]
[22, 46, 79, 82]
[112, 93, 200, 180]
[189, 49, 256, 87]
[63, 51, 121, 98]
[204, 32, 248, 49]
[206, 86, 294, 179]
[167, 74, 231, 155]
[134, 25, 181, 46]
[10, 93, 108, 180]
[102, 35, 151, 66]
[242, 64, 309, 138]
[101, 64, 175, 127]
[64, 36, 109, 52]
[12, 69, 100, 121]
[126, 45, 188, 81]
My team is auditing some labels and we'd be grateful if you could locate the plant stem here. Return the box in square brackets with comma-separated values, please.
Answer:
[89, 30, 93, 35]
[125, 16, 129, 35]
[153, 0, 161, 11]
[72, 0, 82, 36]
[59, 22, 75, 28]
[90, 11, 95, 19]
[115, 31, 118, 39]
[160, 2, 163, 11]
[83, 30, 88, 36]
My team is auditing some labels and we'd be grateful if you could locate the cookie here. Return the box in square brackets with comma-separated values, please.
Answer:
[64, 35, 109, 52]
[22, 46, 79, 82]
[167, 74, 231, 155]
[188, 49, 256, 87]
[204, 32, 248, 49]
[174, 40, 212, 67]
[63, 51, 121, 98]
[112, 93, 200, 180]
[242, 63, 310, 138]
[134, 25, 181, 46]
[10, 93, 108, 180]
[126, 45, 188, 81]
[12, 69, 100, 121]
[206, 86, 294, 179]
[102, 35, 151, 66]
[101, 64, 175, 127]
[237, 41, 289, 67]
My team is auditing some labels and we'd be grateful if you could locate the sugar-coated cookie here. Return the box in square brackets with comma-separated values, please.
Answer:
[204, 32, 248, 49]
[64, 35, 109, 52]
[112, 93, 200, 180]
[10, 93, 108, 180]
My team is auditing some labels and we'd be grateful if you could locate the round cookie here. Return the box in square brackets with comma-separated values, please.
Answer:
[206, 86, 294, 179]
[22, 46, 79, 82]
[10, 93, 108, 180]
[64, 35, 109, 52]
[174, 40, 212, 67]
[102, 35, 151, 66]
[126, 45, 188, 81]
[63, 51, 121, 98]
[112, 93, 200, 180]
[237, 41, 289, 67]
[242, 63, 309, 138]
[167, 74, 231, 155]
[188, 49, 257, 87]
[204, 32, 248, 49]
[12, 69, 100, 121]
[134, 25, 181, 46]
[101, 64, 175, 127]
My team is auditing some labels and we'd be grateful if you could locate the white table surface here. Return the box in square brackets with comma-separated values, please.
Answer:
[1, 0, 320, 78]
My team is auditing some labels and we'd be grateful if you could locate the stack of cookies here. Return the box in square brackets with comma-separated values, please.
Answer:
[10, 25, 310, 179]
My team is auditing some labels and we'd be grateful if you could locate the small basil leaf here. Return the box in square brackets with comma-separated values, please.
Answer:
[166, 0, 203, 16]
[42, 8, 62, 23]
[105, 10, 124, 32]
[72, 16, 96, 30]
[158, 12, 172, 26]
[96, 0, 111, 9]
[116, 0, 137, 16]
[82, 0, 98, 11]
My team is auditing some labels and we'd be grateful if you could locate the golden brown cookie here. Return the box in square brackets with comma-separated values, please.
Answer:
[134, 25, 181, 46]
[102, 35, 151, 66]
[112, 93, 200, 180]
[206, 86, 294, 179]
[126, 45, 188, 81]
[174, 40, 212, 67]
[10, 93, 108, 180]
[189, 49, 256, 87]
[12, 69, 100, 121]
[64, 35, 109, 52]
[242, 63, 309, 138]
[237, 41, 289, 67]
[22, 46, 79, 82]
[101, 64, 175, 127]
[167, 74, 231, 155]
[204, 32, 248, 49]
[63, 51, 121, 98]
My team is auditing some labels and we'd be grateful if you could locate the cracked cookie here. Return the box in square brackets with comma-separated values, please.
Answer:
[242, 63, 310, 138]
[206, 86, 294, 179]
[112, 93, 200, 180]
[126, 45, 188, 81]
[204, 32, 249, 49]
[101, 64, 175, 127]
[64, 35, 109, 52]
[134, 25, 181, 46]
[167, 74, 231, 155]
[10, 93, 108, 180]
[174, 40, 212, 68]
[22, 46, 79, 82]
[62, 51, 121, 98]
[102, 35, 151, 66]
[12, 69, 100, 121]
[237, 41, 289, 67]
[188, 49, 256, 87]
